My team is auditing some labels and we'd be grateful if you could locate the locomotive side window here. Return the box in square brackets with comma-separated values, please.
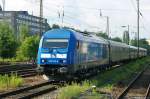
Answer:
[82, 42, 88, 54]
[76, 40, 80, 49]
[42, 39, 68, 48]
[102, 44, 107, 58]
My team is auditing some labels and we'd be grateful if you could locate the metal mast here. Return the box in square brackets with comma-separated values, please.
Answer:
[61, 7, 64, 27]
[128, 25, 130, 45]
[40, 0, 43, 36]
[137, 0, 140, 57]
[2, 0, 5, 11]
[106, 16, 109, 38]
[99, 9, 110, 38]
[2, 0, 5, 17]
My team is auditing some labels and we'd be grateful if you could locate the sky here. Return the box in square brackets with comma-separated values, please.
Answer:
[0, 0, 150, 39]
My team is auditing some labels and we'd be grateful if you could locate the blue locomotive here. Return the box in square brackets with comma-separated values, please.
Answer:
[37, 29, 147, 79]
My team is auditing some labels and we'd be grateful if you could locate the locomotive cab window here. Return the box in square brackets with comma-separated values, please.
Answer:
[42, 39, 68, 48]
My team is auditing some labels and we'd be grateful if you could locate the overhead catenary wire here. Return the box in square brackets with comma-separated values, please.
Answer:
[43, 8, 101, 31]
[130, 0, 137, 13]
[45, 5, 148, 36]
[28, 0, 150, 38]
[43, 2, 142, 12]
[43, 5, 103, 31]
[130, 0, 150, 39]
[132, 0, 150, 36]
[40, 1, 141, 31]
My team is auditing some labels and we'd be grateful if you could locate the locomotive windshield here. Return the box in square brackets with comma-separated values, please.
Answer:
[42, 39, 68, 48]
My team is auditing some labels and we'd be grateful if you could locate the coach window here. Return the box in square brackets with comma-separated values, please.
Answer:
[82, 42, 88, 54]
[100, 44, 103, 57]
[103, 44, 107, 58]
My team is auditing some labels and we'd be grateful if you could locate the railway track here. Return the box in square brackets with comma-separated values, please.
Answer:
[0, 81, 61, 99]
[0, 64, 123, 99]
[0, 64, 37, 77]
[117, 65, 150, 99]
[0, 64, 36, 71]
[145, 84, 150, 99]
[0, 69, 37, 77]
[0, 65, 121, 99]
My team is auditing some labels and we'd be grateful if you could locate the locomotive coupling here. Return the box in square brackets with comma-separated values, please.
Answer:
[36, 65, 44, 74]
[58, 67, 68, 74]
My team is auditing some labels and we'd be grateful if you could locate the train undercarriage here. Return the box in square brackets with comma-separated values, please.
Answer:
[37, 58, 138, 81]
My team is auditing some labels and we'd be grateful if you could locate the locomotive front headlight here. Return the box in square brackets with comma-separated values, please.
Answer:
[59, 60, 66, 64]
[42, 59, 45, 62]
[63, 60, 66, 63]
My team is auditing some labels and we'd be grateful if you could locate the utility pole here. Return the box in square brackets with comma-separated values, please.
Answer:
[40, 0, 43, 36]
[2, 0, 5, 11]
[61, 7, 64, 27]
[128, 25, 130, 45]
[106, 16, 109, 38]
[2, 0, 5, 17]
[122, 25, 130, 45]
[137, 0, 140, 57]
[99, 9, 110, 38]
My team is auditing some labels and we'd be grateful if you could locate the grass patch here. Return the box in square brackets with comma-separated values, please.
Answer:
[57, 81, 92, 99]
[92, 56, 150, 92]
[57, 57, 150, 99]
[0, 73, 23, 91]
[0, 58, 17, 63]
[0, 57, 29, 65]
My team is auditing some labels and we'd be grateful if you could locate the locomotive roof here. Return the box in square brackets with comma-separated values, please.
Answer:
[43, 28, 109, 44]
[129, 45, 147, 51]
[43, 29, 71, 38]
[129, 45, 138, 49]
[43, 29, 147, 51]
[108, 40, 129, 48]
[139, 47, 147, 51]
[70, 29, 109, 44]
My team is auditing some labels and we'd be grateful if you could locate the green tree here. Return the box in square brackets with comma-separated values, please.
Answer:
[17, 36, 40, 60]
[19, 24, 29, 42]
[0, 22, 17, 58]
[130, 39, 149, 48]
[139, 39, 150, 55]
[139, 39, 149, 48]
[52, 24, 60, 29]
[96, 32, 108, 39]
[130, 39, 137, 46]
[111, 37, 122, 42]
[131, 39, 150, 55]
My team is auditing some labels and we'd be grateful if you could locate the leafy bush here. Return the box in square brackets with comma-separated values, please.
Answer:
[16, 35, 40, 61]
[0, 22, 18, 58]
[19, 24, 29, 43]
[57, 57, 150, 98]
[92, 57, 150, 92]
[57, 81, 91, 99]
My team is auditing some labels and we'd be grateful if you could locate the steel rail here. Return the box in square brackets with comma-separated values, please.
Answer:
[0, 81, 59, 98]
[117, 66, 148, 99]
[144, 83, 150, 99]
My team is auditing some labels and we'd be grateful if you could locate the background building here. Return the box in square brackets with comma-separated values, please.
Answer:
[0, 8, 50, 39]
